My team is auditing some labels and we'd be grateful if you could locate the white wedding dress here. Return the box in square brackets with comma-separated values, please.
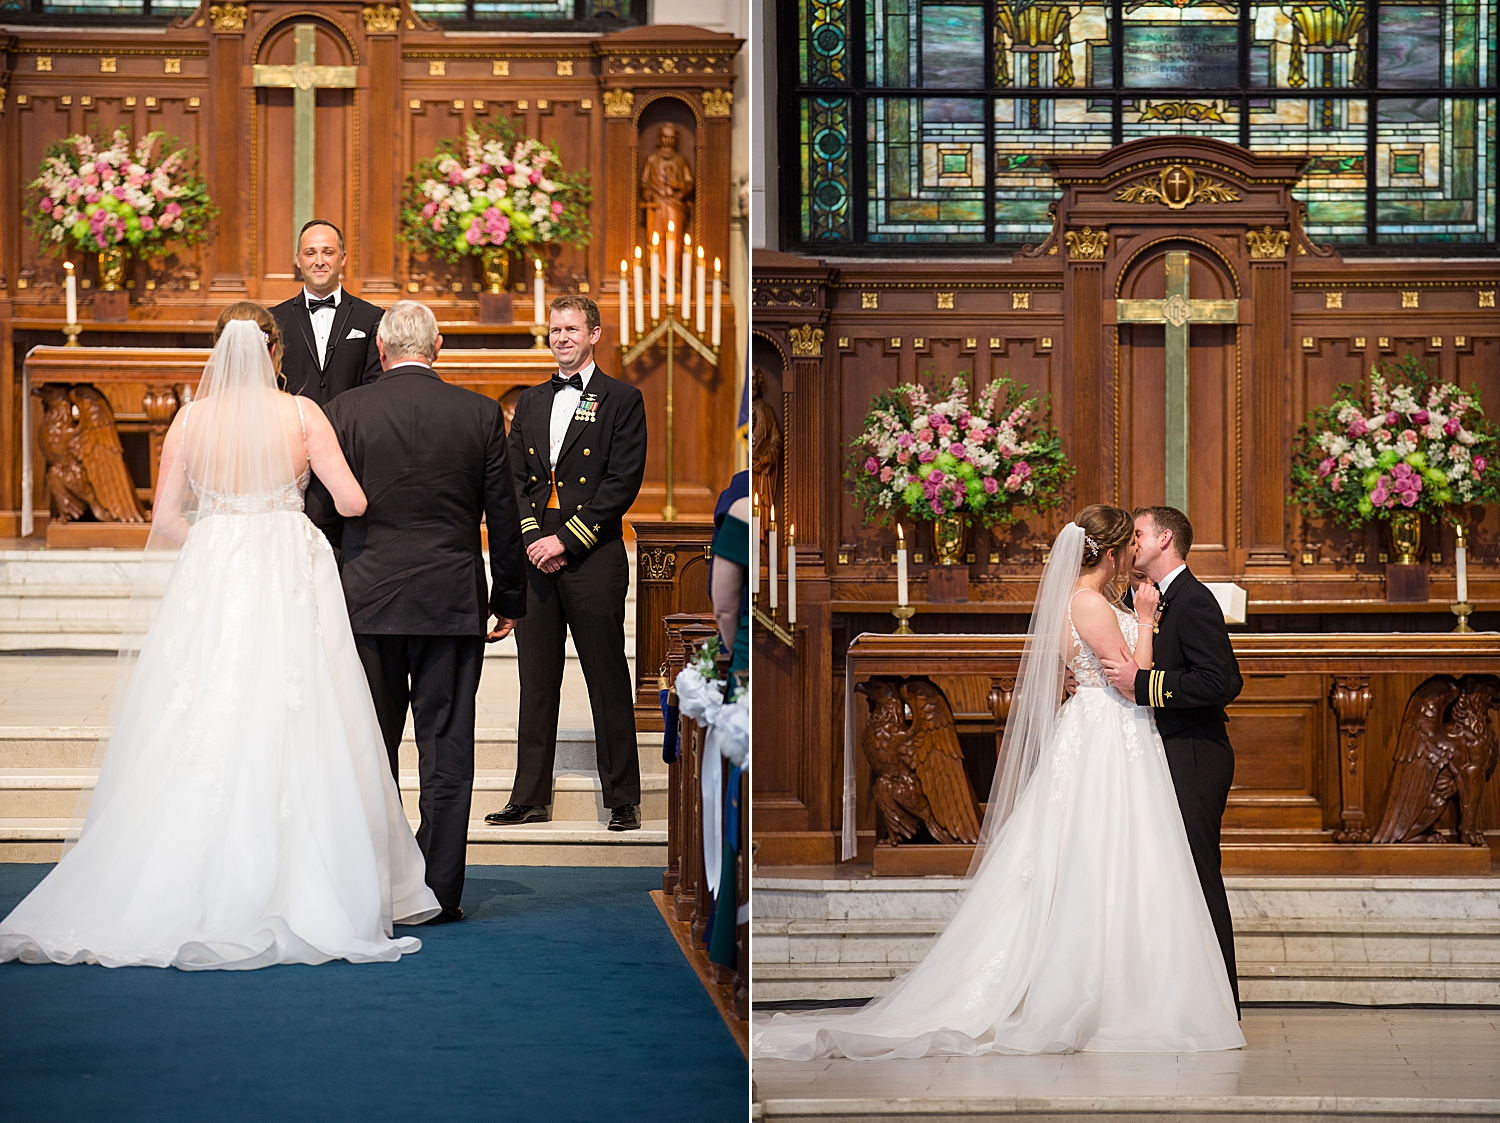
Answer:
[0, 328, 439, 970]
[753, 590, 1244, 1059]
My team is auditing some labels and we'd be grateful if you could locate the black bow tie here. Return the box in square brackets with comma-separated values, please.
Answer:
[552, 373, 584, 392]
[307, 295, 336, 313]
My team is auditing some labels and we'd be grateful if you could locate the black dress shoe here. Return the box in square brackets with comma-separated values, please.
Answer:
[485, 802, 549, 826]
[608, 803, 641, 832]
[426, 906, 463, 925]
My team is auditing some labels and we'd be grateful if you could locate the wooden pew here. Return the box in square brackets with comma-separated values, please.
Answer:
[841, 632, 1500, 877]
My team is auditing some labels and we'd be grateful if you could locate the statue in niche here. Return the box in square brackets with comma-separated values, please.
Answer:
[34, 385, 146, 523]
[858, 677, 983, 846]
[1373, 673, 1500, 846]
[640, 122, 695, 247]
[750, 365, 782, 512]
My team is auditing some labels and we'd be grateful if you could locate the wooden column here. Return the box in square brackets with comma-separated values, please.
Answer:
[1247, 254, 1291, 563]
[207, 15, 246, 293]
[361, 23, 401, 294]
[1067, 258, 1107, 503]
[1329, 674, 1373, 842]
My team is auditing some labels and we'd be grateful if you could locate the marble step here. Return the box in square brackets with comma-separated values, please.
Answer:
[0, 816, 667, 867]
[751, 874, 1500, 1004]
[0, 768, 668, 823]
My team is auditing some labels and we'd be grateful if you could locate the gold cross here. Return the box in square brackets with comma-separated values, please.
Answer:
[1116, 251, 1237, 511]
[252, 25, 356, 252]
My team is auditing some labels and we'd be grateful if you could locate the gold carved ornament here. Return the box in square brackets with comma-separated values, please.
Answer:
[602, 88, 634, 117]
[1137, 100, 1225, 124]
[1064, 226, 1108, 260]
[1115, 164, 1241, 209]
[639, 547, 676, 580]
[788, 324, 825, 358]
[361, 3, 401, 33]
[701, 88, 733, 117]
[1245, 226, 1290, 259]
[208, 3, 248, 31]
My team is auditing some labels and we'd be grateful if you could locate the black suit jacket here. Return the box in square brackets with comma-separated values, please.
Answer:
[315, 365, 528, 635]
[1128, 568, 1243, 739]
[271, 289, 384, 406]
[509, 366, 647, 556]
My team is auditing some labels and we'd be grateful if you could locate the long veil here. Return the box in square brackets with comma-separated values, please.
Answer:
[62, 319, 297, 852]
[964, 521, 1084, 879]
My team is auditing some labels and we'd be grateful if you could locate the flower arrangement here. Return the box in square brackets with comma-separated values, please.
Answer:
[28, 128, 216, 255]
[847, 375, 1074, 527]
[401, 118, 589, 263]
[1291, 354, 1500, 527]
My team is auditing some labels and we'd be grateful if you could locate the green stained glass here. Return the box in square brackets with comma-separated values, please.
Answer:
[803, 0, 851, 85]
[868, 97, 987, 241]
[803, 97, 854, 241]
[1377, 98, 1495, 242]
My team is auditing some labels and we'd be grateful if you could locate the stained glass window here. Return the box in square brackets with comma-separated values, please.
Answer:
[409, 0, 641, 20]
[785, 0, 1498, 248]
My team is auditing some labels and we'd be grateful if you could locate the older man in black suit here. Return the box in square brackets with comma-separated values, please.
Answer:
[313, 300, 528, 924]
[271, 219, 384, 405]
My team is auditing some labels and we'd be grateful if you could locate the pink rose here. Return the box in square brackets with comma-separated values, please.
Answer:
[897, 433, 913, 448]
[1347, 418, 1368, 438]
[111, 186, 127, 200]
[1318, 457, 1335, 477]
[930, 499, 944, 516]
[1004, 474, 1022, 492]
[1412, 410, 1429, 425]
[478, 163, 492, 176]
[66, 193, 79, 205]
[528, 170, 542, 185]
[1400, 490, 1419, 507]
[464, 227, 481, 244]
[983, 477, 999, 494]
[928, 414, 944, 430]
[928, 469, 945, 484]
[94, 160, 111, 175]
[84, 174, 99, 187]
[1392, 463, 1412, 480]
[879, 466, 895, 483]
[1445, 418, 1462, 437]
[916, 428, 934, 444]
[448, 171, 465, 186]
[1475, 456, 1488, 473]
[1386, 411, 1400, 426]
[864, 456, 879, 474]
[949, 443, 966, 459]
[896, 449, 910, 465]
[1339, 454, 1352, 467]
[1400, 429, 1418, 445]
[139, 215, 154, 231]
[51, 206, 65, 220]
[938, 424, 954, 438]
[431, 217, 443, 230]
[1370, 486, 1390, 506]
[422, 202, 437, 219]
[1330, 477, 1343, 492]
[552, 200, 565, 217]
[502, 163, 516, 175]
[918, 450, 936, 463]
[1375, 430, 1392, 444]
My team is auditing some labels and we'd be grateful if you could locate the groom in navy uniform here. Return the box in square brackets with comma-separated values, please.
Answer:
[487, 295, 648, 832]
[1101, 506, 1243, 1013]
[270, 219, 384, 406]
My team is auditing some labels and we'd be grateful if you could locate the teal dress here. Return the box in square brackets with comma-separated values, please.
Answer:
[712, 513, 750, 679]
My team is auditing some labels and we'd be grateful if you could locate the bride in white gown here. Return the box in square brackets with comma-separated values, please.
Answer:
[753, 504, 1244, 1059]
[0, 312, 440, 970]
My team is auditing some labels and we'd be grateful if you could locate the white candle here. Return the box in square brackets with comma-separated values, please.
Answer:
[533, 258, 545, 325]
[1457, 539, 1469, 604]
[768, 507, 779, 612]
[650, 232, 661, 323]
[665, 221, 676, 313]
[633, 247, 645, 336]
[787, 524, 797, 626]
[711, 256, 722, 347]
[681, 234, 692, 320]
[897, 523, 908, 607]
[750, 493, 760, 606]
[618, 259, 630, 347]
[64, 262, 77, 325]
[695, 246, 706, 335]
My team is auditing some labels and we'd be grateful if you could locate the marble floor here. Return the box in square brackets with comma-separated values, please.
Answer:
[752, 1007, 1500, 1118]
[0, 652, 600, 731]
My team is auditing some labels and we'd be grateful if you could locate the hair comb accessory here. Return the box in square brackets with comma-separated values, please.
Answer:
[1075, 526, 1102, 555]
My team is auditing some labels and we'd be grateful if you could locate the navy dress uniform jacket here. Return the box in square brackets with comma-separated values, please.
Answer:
[1127, 568, 1243, 736]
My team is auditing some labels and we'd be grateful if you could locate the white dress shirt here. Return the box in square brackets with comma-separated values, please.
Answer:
[549, 361, 595, 468]
[305, 286, 342, 369]
[1157, 563, 1188, 597]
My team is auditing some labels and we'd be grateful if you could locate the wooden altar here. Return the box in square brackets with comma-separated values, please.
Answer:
[752, 137, 1500, 873]
[1, 7, 744, 534]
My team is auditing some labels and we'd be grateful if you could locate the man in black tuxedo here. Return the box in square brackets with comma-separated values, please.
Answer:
[270, 219, 384, 406]
[1100, 505, 1243, 1013]
[486, 295, 648, 832]
[314, 300, 528, 924]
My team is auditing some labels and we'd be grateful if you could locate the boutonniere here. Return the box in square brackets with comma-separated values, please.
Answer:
[574, 393, 600, 423]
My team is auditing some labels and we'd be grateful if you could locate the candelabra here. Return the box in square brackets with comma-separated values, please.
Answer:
[618, 306, 719, 521]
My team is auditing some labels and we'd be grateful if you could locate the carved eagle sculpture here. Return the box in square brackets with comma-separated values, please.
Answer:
[1373, 673, 1500, 846]
[901, 679, 984, 845]
[68, 387, 146, 522]
[34, 385, 97, 522]
[857, 678, 931, 844]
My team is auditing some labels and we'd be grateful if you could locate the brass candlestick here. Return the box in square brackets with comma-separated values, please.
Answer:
[1451, 603, 1475, 632]
[62, 323, 82, 347]
[528, 324, 548, 350]
[891, 605, 916, 635]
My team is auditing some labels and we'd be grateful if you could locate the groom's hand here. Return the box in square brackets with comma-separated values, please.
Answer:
[1099, 652, 1140, 695]
[526, 534, 567, 573]
[487, 615, 518, 642]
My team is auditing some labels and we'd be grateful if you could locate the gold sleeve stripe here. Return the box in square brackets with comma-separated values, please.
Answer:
[1151, 670, 1166, 707]
[566, 516, 597, 547]
[520, 517, 540, 532]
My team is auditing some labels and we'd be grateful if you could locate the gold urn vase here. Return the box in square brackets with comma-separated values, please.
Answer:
[1387, 511, 1422, 565]
[97, 246, 127, 292]
[480, 248, 511, 294]
[930, 512, 973, 567]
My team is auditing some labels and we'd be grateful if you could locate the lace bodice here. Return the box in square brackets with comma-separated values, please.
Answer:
[182, 396, 312, 517]
[1068, 593, 1138, 688]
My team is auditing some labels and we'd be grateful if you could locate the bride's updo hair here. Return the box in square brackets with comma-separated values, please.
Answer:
[214, 301, 284, 382]
[1073, 504, 1133, 570]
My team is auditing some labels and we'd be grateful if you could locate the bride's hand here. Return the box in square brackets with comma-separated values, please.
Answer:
[1133, 582, 1159, 621]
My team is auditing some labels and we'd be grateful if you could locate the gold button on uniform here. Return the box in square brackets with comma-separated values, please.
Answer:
[583, 448, 591, 456]
[579, 477, 586, 483]
[528, 447, 535, 455]
[576, 505, 582, 510]
[530, 475, 537, 482]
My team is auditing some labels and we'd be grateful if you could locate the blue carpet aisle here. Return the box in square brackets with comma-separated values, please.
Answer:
[0, 865, 747, 1123]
